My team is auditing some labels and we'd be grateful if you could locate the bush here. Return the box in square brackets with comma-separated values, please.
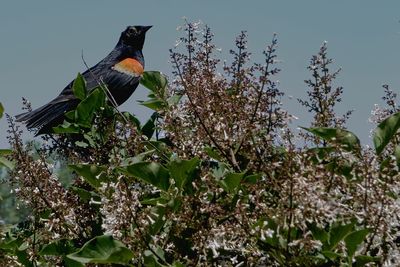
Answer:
[1, 21, 400, 266]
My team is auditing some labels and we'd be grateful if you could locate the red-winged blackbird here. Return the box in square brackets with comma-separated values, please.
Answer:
[16, 25, 152, 135]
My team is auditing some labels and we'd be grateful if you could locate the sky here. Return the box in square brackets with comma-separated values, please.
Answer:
[1, 1, 400, 147]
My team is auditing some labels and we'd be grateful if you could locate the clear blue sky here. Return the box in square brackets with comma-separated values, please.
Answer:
[1, 1, 400, 147]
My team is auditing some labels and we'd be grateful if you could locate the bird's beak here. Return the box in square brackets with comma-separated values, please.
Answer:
[142, 26, 152, 33]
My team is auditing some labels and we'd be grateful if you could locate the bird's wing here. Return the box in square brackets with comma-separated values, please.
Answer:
[86, 58, 142, 90]
[58, 57, 142, 94]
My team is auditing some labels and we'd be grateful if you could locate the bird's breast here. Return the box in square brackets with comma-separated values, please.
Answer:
[111, 58, 144, 77]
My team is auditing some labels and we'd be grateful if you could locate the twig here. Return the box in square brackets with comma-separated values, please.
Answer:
[363, 162, 389, 254]
[121, 178, 169, 265]
[34, 145, 53, 176]
[234, 34, 278, 155]
[171, 53, 240, 171]
[8, 116, 81, 236]
[80, 50, 129, 124]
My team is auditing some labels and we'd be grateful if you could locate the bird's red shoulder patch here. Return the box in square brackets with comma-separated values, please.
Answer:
[112, 58, 144, 77]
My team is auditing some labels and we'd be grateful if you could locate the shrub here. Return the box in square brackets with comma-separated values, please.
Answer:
[1, 21, 400, 266]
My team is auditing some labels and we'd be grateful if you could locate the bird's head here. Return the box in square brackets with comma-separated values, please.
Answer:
[119, 25, 152, 50]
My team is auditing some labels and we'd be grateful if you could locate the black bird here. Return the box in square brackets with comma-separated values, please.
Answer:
[16, 25, 152, 135]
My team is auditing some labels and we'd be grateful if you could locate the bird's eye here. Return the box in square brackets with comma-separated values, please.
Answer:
[128, 28, 137, 34]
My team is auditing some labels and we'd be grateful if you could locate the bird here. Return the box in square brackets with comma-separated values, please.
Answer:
[16, 25, 152, 135]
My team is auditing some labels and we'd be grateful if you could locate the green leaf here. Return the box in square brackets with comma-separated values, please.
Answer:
[67, 235, 133, 264]
[143, 247, 167, 267]
[0, 102, 4, 119]
[219, 172, 244, 194]
[307, 222, 329, 244]
[394, 146, 400, 169]
[141, 196, 167, 206]
[0, 157, 14, 170]
[0, 235, 22, 250]
[15, 249, 31, 267]
[344, 228, 369, 260]
[326, 221, 354, 250]
[373, 111, 400, 155]
[139, 98, 166, 111]
[75, 88, 105, 127]
[354, 255, 381, 267]
[379, 157, 391, 171]
[142, 112, 157, 139]
[70, 186, 99, 202]
[172, 262, 186, 267]
[167, 197, 182, 212]
[145, 140, 169, 155]
[320, 251, 341, 261]
[18, 241, 29, 251]
[40, 242, 64, 256]
[72, 73, 87, 100]
[123, 162, 170, 191]
[243, 174, 261, 184]
[65, 110, 75, 120]
[140, 71, 168, 93]
[168, 157, 200, 191]
[306, 146, 335, 163]
[0, 149, 12, 156]
[212, 162, 229, 180]
[302, 127, 361, 154]
[84, 134, 96, 147]
[148, 205, 167, 236]
[39, 239, 77, 256]
[167, 94, 182, 106]
[69, 164, 107, 189]
[204, 146, 223, 161]
[122, 111, 141, 128]
[75, 141, 88, 148]
[53, 121, 80, 134]
[64, 257, 85, 267]
[122, 150, 156, 166]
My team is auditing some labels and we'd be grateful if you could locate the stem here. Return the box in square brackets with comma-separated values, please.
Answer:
[186, 21, 193, 77]
[235, 41, 243, 91]
[363, 156, 373, 228]
[234, 34, 277, 155]
[286, 144, 294, 255]
[286, 175, 294, 253]
[81, 51, 129, 125]
[31, 215, 38, 267]
[364, 164, 388, 254]
[204, 26, 210, 70]
[121, 178, 169, 265]
[8, 116, 81, 237]
[171, 53, 240, 171]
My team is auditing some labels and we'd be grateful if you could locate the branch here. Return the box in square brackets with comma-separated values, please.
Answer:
[234, 34, 278, 155]
[81, 51, 129, 124]
[171, 52, 240, 171]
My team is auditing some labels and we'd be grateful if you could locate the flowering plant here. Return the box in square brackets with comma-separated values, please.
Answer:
[1, 21, 399, 266]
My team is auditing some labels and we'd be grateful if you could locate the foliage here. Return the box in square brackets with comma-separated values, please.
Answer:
[1, 21, 400, 266]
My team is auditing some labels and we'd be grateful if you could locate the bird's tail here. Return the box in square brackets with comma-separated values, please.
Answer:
[16, 100, 74, 135]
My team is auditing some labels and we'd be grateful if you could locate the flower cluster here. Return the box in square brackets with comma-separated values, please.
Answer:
[2, 21, 400, 266]
[165, 22, 289, 171]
